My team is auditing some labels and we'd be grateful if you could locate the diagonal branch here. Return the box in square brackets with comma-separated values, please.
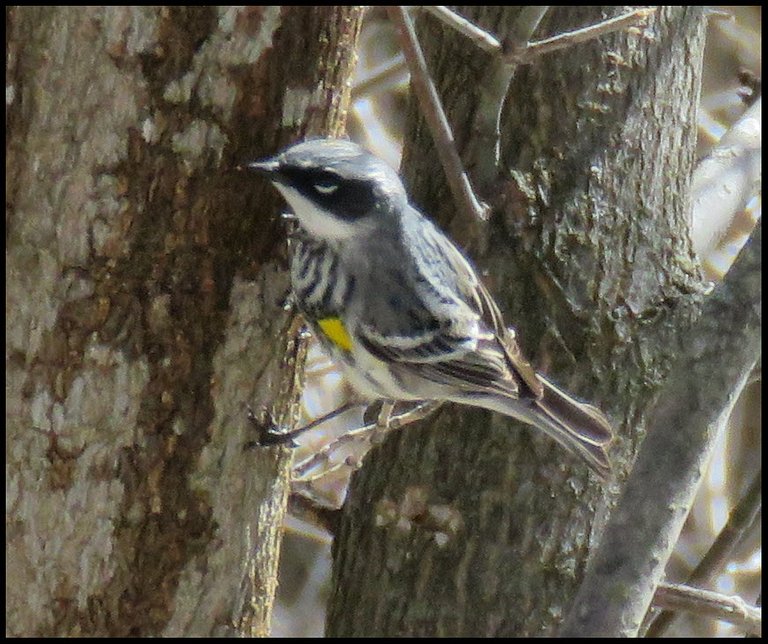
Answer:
[690, 97, 761, 258]
[461, 7, 654, 191]
[422, 5, 501, 54]
[387, 5, 488, 230]
[292, 401, 442, 482]
[352, 53, 408, 100]
[394, 7, 658, 222]
[519, 8, 656, 61]
[560, 220, 762, 637]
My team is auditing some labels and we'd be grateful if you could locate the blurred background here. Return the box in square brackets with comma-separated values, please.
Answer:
[272, 7, 761, 637]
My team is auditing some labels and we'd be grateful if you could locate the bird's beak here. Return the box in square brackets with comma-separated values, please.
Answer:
[246, 159, 280, 176]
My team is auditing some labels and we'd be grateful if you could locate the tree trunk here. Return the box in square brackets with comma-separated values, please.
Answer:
[6, 6, 362, 636]
[327, 7, 706, 636]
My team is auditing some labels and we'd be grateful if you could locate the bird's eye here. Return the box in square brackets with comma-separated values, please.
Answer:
[313, 180, 339, 195]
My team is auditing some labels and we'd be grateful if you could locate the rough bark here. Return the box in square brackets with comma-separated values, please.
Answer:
[327, 7, 706, 637]
[6, 6, 362, 636]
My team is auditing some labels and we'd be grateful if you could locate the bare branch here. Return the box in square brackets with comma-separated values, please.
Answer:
[465, 7, 548, 192]
[352, 54, 407, 100]
[653, 583, 762, 636]
[560, 220, 762, 637]
[387, 5, 488, 229]
[422, 6, 501, 55]
[519, 8, 656, 61]
[704, 7, 736, 22]
[505, 6, 551, 58]
[410, 8, 659, 205]
[466, 8, 654, 192]
[426, 6, 655, 62]
[690, 97, 761, 258]
[646, 470, 762, 636]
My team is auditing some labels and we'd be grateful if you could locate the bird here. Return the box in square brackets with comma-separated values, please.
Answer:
[247, 138, 613, 477]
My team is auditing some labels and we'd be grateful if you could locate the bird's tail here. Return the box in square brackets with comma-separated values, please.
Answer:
[529, 374, 613, 478]
[475, 375, 614, 478]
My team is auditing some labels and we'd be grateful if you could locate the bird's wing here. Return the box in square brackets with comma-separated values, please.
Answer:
[461, 270, 543, 399]
[357, 319, 519, 396]
[357, 216, 543, 399]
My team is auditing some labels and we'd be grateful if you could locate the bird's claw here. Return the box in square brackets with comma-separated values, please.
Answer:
[245, 406, 298, 449]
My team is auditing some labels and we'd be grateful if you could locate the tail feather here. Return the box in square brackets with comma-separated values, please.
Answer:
[533, 375, 613, 478]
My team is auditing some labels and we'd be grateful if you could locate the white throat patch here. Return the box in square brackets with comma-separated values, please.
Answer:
[273, 183, 358, 241]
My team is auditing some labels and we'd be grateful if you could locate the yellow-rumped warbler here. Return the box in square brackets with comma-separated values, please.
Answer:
[248, 139, 613, 476]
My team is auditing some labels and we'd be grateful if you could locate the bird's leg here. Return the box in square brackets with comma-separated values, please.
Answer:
[291, 400, 444, 483]
[247, 400, 364, 448]
[370, 400, 396, 445]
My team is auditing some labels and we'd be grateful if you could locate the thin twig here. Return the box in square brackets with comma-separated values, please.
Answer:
[519, 8, 656, 62]
[704, 7, 735, 22]
[425, 6, 656, 62]
[688, 471, 762, 584]
[645, 471, 762, 636]
[386, 5, 488, 227]
[304, 362, 341, 379]
[422, 6, 501, 54]
[506, 6, 551, 57]
[653, 583, 762, 636]
[352, 54, 408, 100]
[395, 7, 657, 216]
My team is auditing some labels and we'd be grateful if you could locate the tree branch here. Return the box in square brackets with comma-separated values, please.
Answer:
[519, 8, 656, 61]
[464, 7, 654, 192]
[466, 7, 549, 192]
[422, 6, 501, 55]
[352, 54, 407, 100]
[387, 5, 488, 229]
[292, 401, 442, 481]
[645, 470, 762, 636]
[690, 97, 761, 258]
[423, 6, 655, 62]
[399, 7, 659, 226]
[560, 220, 762, 637]
[653, 582, 762, 636]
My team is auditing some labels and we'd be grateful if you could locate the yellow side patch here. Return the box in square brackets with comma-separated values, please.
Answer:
[317, 317, 353, 352]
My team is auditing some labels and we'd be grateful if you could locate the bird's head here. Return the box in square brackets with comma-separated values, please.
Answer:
[248, 138, 407, 241]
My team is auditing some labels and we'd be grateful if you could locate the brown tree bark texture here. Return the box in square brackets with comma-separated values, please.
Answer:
[327, 7, 706, 637]
[6, 6, 362, 636]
